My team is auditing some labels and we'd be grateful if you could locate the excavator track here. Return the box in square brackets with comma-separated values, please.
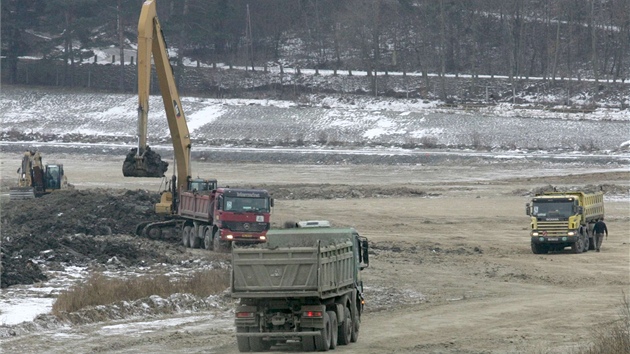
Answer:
[135, 219, 179, 241]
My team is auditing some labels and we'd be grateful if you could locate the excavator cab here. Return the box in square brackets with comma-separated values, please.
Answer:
[45, 164, 64, 190]
[189, 178, 218, 194]
[10, 152, 69, 200]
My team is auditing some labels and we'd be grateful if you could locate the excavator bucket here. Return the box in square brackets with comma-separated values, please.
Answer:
[9, 187, 36, 200]
[122, 146, 169, 178]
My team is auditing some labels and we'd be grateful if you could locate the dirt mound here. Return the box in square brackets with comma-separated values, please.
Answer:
[260, 184, 438, 200]
[1, 189, 163, 288]
[0, 184, 439, 289]
[517, 184, 630, 196]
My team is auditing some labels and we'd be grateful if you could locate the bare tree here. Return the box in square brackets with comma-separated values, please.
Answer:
[117, 0, 125, 91]
[590, 0, 600, 82]
[439, 0, 447, 100]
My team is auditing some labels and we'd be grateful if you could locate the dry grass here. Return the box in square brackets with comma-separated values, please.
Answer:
[52, 270, 229, 315]
[576, 293, 630, 354]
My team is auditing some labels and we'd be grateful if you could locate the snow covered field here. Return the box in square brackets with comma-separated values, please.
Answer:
[1, 85, 629, 154]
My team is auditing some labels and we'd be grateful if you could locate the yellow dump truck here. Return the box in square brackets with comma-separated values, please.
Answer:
[526, 191, 604, 254]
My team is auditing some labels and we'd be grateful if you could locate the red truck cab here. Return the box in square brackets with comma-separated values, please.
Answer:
[214, 188, 273, 242]
[178, 179, 273, 250]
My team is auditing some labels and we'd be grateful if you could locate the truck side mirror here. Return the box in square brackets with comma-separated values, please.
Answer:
[360, 239, 369, 269]
[270, 198, 274, 208]
[577, 206, 583, 214]
[525, 203, 531, 216]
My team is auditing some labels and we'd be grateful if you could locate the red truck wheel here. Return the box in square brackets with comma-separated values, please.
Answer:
[213, 230, 224, 252]
[203, 229, 213, 250]
[182, 226, 192, 247]
[190, 229, 200, 248]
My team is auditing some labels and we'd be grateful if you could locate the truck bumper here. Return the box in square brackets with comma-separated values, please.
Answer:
[236, 331, 321, 339]
[531, 235, 578, 244]
[220, 230, 267, 243]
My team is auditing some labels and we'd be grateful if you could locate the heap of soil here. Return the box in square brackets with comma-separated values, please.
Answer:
[1, 189, 164, 288]
[0, 184, 437, 288]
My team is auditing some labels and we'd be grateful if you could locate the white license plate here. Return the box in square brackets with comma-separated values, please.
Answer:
[547, 237, 558, 241]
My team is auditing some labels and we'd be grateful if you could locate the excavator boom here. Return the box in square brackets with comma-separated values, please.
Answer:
[122, 0, 190, 189]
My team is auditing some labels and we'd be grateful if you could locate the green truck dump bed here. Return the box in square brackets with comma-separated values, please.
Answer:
[231, 228, 358, 299]
[230, 227, 369, 352]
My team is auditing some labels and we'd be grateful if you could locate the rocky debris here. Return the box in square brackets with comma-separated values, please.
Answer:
[260, 184, 437, 200]
[122, 146, 169, 178]
[525, 184, 629, 196]
[1, 184, 438, 289]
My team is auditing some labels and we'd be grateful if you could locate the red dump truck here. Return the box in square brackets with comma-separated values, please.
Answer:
[126, 0, 273, 251]
[231, 227, 369, 352]
[137, 178, 273, 251]
[178, 182, 273, 251]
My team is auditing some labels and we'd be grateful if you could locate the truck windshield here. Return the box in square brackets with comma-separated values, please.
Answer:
[224, 197, 269, 213]
[532, 201, 574, 218]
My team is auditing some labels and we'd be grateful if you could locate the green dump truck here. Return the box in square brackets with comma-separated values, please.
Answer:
[231, 227, 369, 352]
[526, 191, 604, 254]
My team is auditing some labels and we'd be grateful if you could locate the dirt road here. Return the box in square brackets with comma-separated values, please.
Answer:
[1, 152, 628, 353]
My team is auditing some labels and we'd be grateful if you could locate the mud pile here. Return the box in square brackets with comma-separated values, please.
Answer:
[1, 189, 163, 288]
[1, 184, 437, 288]
[261, 184, 437, 200]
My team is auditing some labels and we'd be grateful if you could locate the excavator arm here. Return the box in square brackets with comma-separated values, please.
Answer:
[123, 0, 192, 210]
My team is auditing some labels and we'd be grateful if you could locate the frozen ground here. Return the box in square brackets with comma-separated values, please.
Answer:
[1, 86, 629, 155]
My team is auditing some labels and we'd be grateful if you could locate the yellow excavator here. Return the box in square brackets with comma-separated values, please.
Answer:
[122, 0, 195, 214]
[121, 0, 179, 181]
[122, 1, 273, 252]
[10, 151, 69, 200]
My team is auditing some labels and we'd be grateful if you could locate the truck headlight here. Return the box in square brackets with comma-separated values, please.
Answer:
[532, 232, 539, 237]
[567, 231, 575, 236]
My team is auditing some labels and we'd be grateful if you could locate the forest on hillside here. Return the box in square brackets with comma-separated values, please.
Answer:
[2, 0, 629, 85]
